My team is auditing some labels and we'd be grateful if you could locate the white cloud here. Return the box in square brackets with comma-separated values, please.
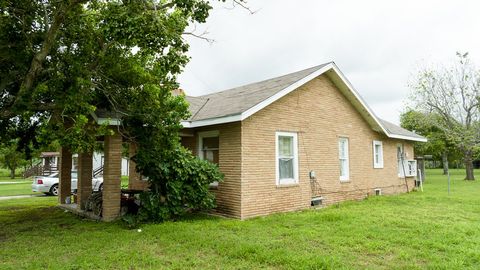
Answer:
[178, 0, 480, 124]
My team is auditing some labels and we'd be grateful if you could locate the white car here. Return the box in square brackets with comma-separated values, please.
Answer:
[31, 171, 103, 196]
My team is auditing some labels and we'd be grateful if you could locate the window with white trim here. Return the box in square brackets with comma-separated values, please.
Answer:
[373, 140, 384, 168]
[198, 131, 220, 187]
[397, 143, 404, 176]
[276, 132, 298, 185]
[198, 131, 219, 164]
[339, 137, 349, 181]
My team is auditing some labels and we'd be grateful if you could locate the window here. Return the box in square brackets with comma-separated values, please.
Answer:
[339, 137, 349, 181]
[373, 140, 384, 168]
[397, 144, 404, 176]
[397, 143, 417, 177]
[72, 156, 78, 171]
[276, 132, 298, 185]
[198, 131, 219, 164]
[406, 160, 417, 177]
[198, 131, 220, 187]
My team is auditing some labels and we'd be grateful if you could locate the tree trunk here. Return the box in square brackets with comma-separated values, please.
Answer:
[464, 150, 475, 180]
[10, 168, 15, 179]
[442, 151, 449, 175]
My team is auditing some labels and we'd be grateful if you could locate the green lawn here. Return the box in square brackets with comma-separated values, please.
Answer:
[0, 182, 36, 196]
[0, 171, 34, 196]
[0, 168, 25, 180]
[0, 176, 128, 197]
[1, 169, 479, 269]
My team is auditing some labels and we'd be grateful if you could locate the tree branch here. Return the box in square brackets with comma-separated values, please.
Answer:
[13, 0, 86, 109]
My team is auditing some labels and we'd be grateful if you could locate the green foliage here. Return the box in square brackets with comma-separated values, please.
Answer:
[2, 169, 480, 269]
[409, 52, 480, 179]
[1, 0, 228, 219]
[0, 140, 28, 179]
[400, 110, 462, 160]
[137, 147, 223, 222]
[0, 0, 213, 154]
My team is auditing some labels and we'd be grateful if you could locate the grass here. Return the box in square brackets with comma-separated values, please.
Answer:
[0, 182, 36, 197]
[1, 169, 479, 269]
[0, 168, 33, 196]
[0, 168, 25, 180]
[0, 176, 128, 197]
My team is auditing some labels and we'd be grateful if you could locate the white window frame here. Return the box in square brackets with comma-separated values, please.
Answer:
[197, 130, 219, 160]
[405, 160, 417, 177]
[397, 143, 404, 177]
[339, 137, 350, 181]
[198, 130, 220, 187]
[373, 140, 384, 169]
[275, 131, 299, 186]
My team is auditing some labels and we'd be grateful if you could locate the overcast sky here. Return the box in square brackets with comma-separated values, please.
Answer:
[178, 0, 480, 124]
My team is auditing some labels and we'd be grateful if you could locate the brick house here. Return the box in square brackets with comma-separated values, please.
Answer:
[180, 62, 426, 219]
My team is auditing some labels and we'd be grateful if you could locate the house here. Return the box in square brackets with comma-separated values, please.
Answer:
[27, 151, 129, 177]
[180, 62, 426, 219]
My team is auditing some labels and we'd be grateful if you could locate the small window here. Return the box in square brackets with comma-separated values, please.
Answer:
[198, 131, 219, 164]
[339, 137, 349, 181]
[198, 131, 220, 187]
[373, 140, 383, 168]
[397, 144, 404, 176]
[72, 156, 78, 171]
[276, 132, 299, 185]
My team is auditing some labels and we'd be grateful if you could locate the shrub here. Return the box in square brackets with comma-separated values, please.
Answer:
[137, 147, 223, 222]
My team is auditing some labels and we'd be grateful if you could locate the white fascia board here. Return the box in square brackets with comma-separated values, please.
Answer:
[181, 62, 427, 143]
[329, 63, 390, 136]
[329, 64, 427, 143]
[240, 63, 334, 121]
[387, 134, 428, 142]
[181, 114, 242, 128]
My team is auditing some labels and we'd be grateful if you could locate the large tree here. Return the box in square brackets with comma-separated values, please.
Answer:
[409, 53, 480, 180]
[0, 0, 235, 220]
[1, 0, 215, 151]
[400, 110, 459, 175]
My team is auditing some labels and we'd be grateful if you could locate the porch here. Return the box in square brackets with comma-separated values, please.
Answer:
[57, 112, 148, 221]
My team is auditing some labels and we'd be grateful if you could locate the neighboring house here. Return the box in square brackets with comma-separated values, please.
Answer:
[35, 151, 129, 176]
[180, 62, 426, 219]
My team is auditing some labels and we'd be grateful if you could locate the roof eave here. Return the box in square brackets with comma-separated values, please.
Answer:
[182, 114, 242, 128]
[386, 133, 428, 142]
[181, 63, 427, 144]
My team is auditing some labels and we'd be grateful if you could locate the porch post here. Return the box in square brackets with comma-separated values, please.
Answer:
[59, 147, 72, 204]
[102, 131, 122, 221]
[77, 152, 93, 210]
[128, 143, 147, 190]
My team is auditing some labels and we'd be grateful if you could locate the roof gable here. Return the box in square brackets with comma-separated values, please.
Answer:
[186, 64, 328, 121]
[182, 62, 426, 142]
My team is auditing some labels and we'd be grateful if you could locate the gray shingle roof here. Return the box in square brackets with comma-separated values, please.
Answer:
[378, 119, 426, 141]
[186, 64, 329, 121]
[183, 63, 426, 142]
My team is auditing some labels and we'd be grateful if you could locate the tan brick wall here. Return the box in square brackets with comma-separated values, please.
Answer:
[241, 74, 415, 219]
[181, 122, 242, 218]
